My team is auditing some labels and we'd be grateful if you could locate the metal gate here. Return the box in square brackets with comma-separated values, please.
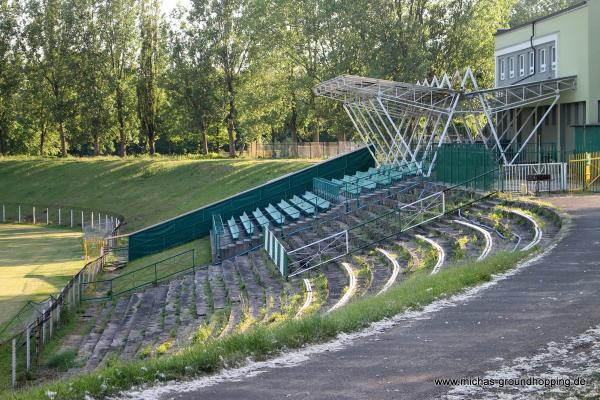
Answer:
[502, 163, 568, 193]
[569, 152, 600, 192]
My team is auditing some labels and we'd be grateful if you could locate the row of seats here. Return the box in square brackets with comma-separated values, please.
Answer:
[225, 191, 331, 240]
[221, 163, 418, 241]
[330, 163, 418, 196]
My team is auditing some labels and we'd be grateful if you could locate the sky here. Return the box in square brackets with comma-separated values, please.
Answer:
[161, 0, 191, 15]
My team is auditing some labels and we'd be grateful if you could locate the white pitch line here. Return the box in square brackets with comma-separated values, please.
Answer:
[505, 208, 542, 251]
[376, 248, 400, 294]
[295, 279, 313, 318]
[454, 219, 493, 260]
[327, 262, 357, 313]
[415, 234, 445, 275]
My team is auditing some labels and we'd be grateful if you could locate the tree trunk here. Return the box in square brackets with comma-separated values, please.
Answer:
[202, 131, 209, 155]
[116, 85, 126, 157]
[148, 124, 155, 155]
[39, 125, 46, 156]
[226, 78, 236, 157]
[94, 133, 100, 156]
[58, 120, 67, 156]
[0, 126, 5, 155]
[290, 105, 298, 157]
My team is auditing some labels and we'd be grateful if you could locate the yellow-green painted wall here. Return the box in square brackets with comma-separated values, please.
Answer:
[495, 2, 600, 123]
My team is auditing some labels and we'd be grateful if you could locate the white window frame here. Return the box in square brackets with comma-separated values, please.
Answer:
[509, 57, 515, 78]
[529, 51, 535, 75]
[540, 48, 547, 72]
[519, 54, 525, 76]
[500, 59, 505, 80]
[551, 46, 556, 70]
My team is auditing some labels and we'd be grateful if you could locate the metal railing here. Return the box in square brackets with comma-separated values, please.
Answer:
[285, 168, 499, 277]
[568, 152, 600, 192]
[81, 249, 197, 301]
[502, 163, 568, 193]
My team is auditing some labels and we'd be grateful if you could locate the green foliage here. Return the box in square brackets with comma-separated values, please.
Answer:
[46, 350, 77, 371]
[0, 0, 519, 156]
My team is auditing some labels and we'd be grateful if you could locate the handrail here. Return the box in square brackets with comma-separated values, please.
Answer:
[285, 179, 422, 238]
[86, 249, 195, 284]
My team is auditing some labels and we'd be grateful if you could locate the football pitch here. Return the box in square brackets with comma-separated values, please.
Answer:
[0, 224, 84, 329]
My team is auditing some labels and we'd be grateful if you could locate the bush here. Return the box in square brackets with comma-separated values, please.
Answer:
[46, 349, 77, 371]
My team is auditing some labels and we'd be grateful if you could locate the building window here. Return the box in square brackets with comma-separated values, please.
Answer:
[509, 57, 515, 78]
[529, 51, 535, 75]
[519, 54, 525, 76]
[551, 46, 557, 70]
[540, 48, 547, 72]
[500, 59, 505, 80]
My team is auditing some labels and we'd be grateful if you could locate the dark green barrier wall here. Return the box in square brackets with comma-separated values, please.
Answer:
[432, 144, 498, 191]
[128, 147, 375, 260]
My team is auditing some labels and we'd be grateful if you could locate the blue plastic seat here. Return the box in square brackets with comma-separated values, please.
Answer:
[265, 204, 285, 225]
[277, 200, 300, 220]
[302, 191, 330, 210]
[227, 217, 240, 240]
[290, 195, 315, 215]
[240, 212, 255, 236]
[252, 208, 270, 230]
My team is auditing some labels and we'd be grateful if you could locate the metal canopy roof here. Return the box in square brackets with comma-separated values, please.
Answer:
[314, 71, 577, 170]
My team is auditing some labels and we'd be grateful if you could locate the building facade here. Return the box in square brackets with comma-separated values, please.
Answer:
[494, 1, 600, 157]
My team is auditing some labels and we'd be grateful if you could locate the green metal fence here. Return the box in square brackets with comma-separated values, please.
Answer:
[429, 144, 499, 191]
[128, 146, 375, 261]
[81, 249, 196, 300]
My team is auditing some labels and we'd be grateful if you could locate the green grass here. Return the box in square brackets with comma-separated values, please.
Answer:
[0, 250, 535, 400]
[0, 224, 84, 330]
[0, 158, 314, 233]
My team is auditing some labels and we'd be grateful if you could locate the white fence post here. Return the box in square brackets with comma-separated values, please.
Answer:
[46, 208, 49, 225]
[81, 211, 84, 230]
[18, 205, 21, 222]
[32, 206, 35, 224]
[58, 208, 61, 225]
[11, 338, 16, 388]
[91, 212, 94, 229]
[48, 309, 53, 340]
[26, 327, 31, 371]
[2, 204, 4, 222]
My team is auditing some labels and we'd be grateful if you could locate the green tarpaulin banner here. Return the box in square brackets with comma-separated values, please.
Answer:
[128, 146, 375, 261]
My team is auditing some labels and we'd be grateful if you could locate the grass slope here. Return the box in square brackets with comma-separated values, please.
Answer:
[2, 250, 536, 400]
[0, 224, 84, 329]
[0, 157, 314, 233]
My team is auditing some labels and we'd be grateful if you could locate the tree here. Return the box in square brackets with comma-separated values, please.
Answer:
[0, 0, 22, 154]
[137, 0, 164, 155]
[100, 0, 138, 156]
[510, 0, 580, 26]
[24, 0, 79, 157]
[167, 7, 221, 155]
[190, 0, 255, 157]
[77, 0, 113, 155]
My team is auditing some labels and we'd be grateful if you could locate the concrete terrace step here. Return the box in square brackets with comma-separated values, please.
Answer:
[84, 295, 135, 369]
[320, 262, 350, 311]
[209, 265, 227, 310]
[234, 256, 265, 321]
[135, 285, 169, 358]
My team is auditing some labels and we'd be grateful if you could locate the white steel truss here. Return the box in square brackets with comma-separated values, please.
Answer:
[314, 70, 577, 167]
